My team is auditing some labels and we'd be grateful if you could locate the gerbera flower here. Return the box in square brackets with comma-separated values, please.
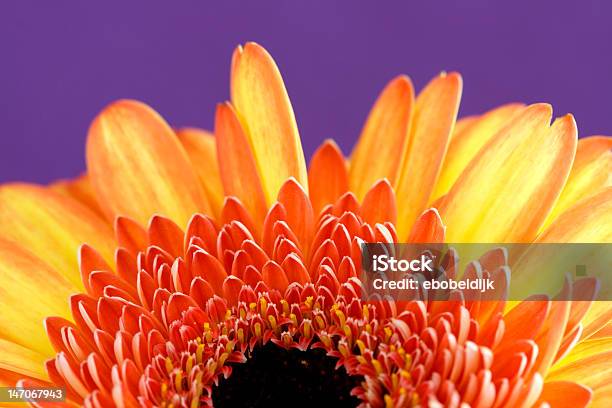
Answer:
[0, 42, 611, 407]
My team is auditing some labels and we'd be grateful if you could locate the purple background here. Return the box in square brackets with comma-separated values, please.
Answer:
[1, 1, 610, 184]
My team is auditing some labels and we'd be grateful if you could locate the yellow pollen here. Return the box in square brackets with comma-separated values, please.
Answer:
[174, 371, 183, 391]
[207, 360, 217, 374]
[339, 343, 350, 358]
[268, 315, 278, 329]
[218, 352, 229, 366]
[315, 315, 325, 330]
[259, 298, 267, 314]
[336, 310, 347, 326]
[165, 357, 174, 374]
[249, 302, 257, 312]
[237, 328, 245, 343]
[391, 373, 398, 389]
[384, 394, 394, 408]
[362, 305, 370, 320]
[240, 308, 247, 319]
[226, 340, 235, 353]
[303, 320, 312, 338]
[161, 382, 168, 398]
[305, 296, 314, 309]
[196, 344, 204, 364]
[384, 327, 393, 342]
[356, 339, 366, 355]
[343, 325, 352, 339]
[289, 313, 298, 326]
[365, 323, 372, 333]
[283, 333, 292, 345]
[321, 334, 332, 347]
[280, 299, 289, 315]
[372, 359, 383, 375]
[404, 355, 412, 369]
[186, 356, 194, 374]
[254, 322, 262, 337]
[224, 310, 231, 320]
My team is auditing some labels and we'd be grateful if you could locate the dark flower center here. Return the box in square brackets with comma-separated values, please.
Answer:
[212, 343, 362, 407]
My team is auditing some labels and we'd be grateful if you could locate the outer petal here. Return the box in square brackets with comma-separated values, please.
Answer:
[349, 76, 414, 199]
[537, 381, 592, 408]
[432, 103, 524, 200]
[395, 72, 462, 237]
[547, 350, 612, 398]
[536, 187, 612, 243]
[543, 136, 612, 228]
[0, 239, 75, 355]
[215, 102, 268, 223]
[308, 140, 349, 214]
[0, 184, 114, 288]
[0, 339, 48, 381]
[439, 105, 577, 242]
[86, 100, 210, 227]
[176, 127, 225, 218]
[50, 173, 104, 216]
[231, 42, 308, 204]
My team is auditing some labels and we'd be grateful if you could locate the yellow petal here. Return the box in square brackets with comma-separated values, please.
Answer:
[0, 239, 75, 356]
[553, 337, 612, 368]
[395, 72, 462, 238]
[432, 103, 524, 200]
[536, 187, 612, 243]
[215, 102, 268, 223]
[543, 136, 612, 228]
[0, 339, 47, 381]
[86, 99, 211, 227]
[176, 127, 225, 218]
[547, 348, 612, 394]
[439, 104, 577, 242]
[0, 184, 114, 289]
[231, 42, 308, 204]
[349, 76, 414, 199]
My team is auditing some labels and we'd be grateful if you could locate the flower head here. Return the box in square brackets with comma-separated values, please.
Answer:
[0, 42, 611, 407]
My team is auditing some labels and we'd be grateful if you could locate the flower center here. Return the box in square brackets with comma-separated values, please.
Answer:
[212, 342, 362, 407]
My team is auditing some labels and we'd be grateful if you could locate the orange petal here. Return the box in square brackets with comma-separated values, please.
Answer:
[537, 381, 592, 408]
[277, 178, 314, 253]
[349, 76, 414, 198]
[433, 103, 524, 200]
[115, 216, 148, 255]
[543, 136, 612, 228]
[50, 173, 104, 216]
[439, 105, 577, 242]
[0, 239, 75, 355]
[0, 183, 114, 288]
[86, 99, 210, 227]
[231, 42, 308, 203]
[262, 260, 289, 292]
[360, 179, 397, 225]
[407, 208, 446, 243]
[176, 127, 225, 218]
[215, 102, 268, 223]
[395, 72, 462, 237]
[308, 140, 349, 214]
